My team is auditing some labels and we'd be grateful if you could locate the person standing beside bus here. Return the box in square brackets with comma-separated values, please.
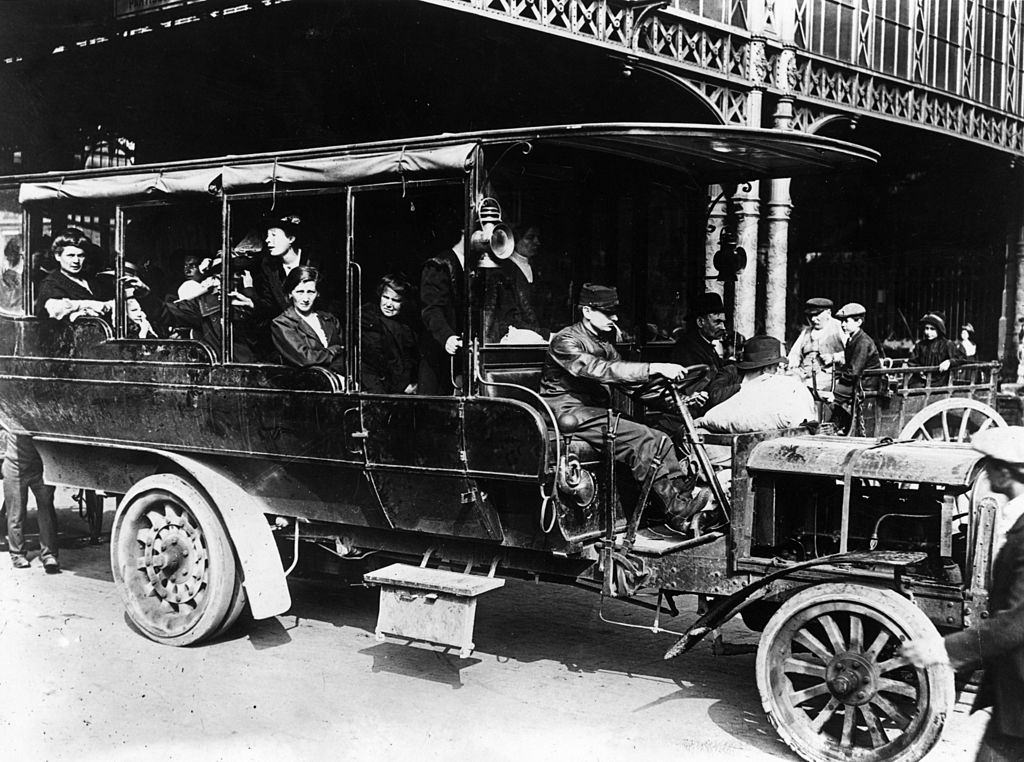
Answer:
[419, 222, 465, 395]
[903, 426, 1024, 761]
[34, 228, 112, 321]
[787, 297, 846, 399]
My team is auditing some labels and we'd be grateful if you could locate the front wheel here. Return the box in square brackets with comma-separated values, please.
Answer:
[755, 583, 953, 762]
[111, 474, 239, 646]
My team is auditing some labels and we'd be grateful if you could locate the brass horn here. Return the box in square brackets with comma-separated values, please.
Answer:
[471, 197, 515, 268]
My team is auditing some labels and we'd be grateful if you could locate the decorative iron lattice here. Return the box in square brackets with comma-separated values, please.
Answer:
[795, 54, 1024, 153]
[427, 0, 1024, 152]
[694, 81, 749, 125]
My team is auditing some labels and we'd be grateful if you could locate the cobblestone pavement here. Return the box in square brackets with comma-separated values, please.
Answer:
[0, 491, 986, 762]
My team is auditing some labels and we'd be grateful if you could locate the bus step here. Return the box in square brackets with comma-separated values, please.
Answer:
[363, 563, 505, 658]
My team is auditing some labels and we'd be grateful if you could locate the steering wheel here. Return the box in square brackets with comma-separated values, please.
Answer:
[633, 364, 713, 413]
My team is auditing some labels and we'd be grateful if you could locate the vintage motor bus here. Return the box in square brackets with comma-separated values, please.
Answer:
[0, 124, 1009, 762]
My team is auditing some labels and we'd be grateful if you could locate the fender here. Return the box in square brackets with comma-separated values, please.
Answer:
[662, 549, 927, 660]
[33, 437, 291, 620]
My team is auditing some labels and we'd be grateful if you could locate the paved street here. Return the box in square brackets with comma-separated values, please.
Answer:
[0, 493, 987, 762]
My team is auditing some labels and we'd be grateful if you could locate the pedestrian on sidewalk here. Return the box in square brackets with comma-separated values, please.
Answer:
[5, 433, 60, 572]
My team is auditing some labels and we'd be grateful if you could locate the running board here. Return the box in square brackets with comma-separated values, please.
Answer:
[363, 563, 505, 658]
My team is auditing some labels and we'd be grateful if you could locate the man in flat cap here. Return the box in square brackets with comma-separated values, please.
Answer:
[904, 426, 1024, 760]
[831, 302, 882, 433]
[787, 297, 846, 400]
[670, 291, 741, 414]
[541, 284, 710, 532]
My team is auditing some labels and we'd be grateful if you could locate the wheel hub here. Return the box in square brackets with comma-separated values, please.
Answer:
[826, 651, 876, 706]
[138, 508, 208, 605]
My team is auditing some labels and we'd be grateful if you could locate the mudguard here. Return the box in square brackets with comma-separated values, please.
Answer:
[34, 438, 291, 620]
[663, 550, 926, 660]
[157, 451, 291, 620]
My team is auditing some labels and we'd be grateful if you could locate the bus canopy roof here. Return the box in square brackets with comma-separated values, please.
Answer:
[14, 123, 878, 204]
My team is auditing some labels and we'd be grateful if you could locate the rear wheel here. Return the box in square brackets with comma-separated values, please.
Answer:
[111, 474, 238, 646]
[899, 398, 1005, 442]
[755, 583, 953, 762]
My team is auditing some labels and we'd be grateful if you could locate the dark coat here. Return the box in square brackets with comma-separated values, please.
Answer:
[482, 259, 540, 343]
[255, 252, 320, 325]
[360, 302, 417, 393]
[34, 271, 102, 317]
[945, 508, 1024, 738]
[271, 306, 345, 371]
[418, 249, 464, 395]
[139, 291, 256, 362]
[670, 327, 740, 412]
[836, 329, 881, 392]
[909, 336, 965, 386]
[540, 321, 649, 413]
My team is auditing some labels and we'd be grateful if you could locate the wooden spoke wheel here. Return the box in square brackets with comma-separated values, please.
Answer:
[111, 474, 239, 646]
[899, 398, 1005, 443]
[756, 583, 953, 762]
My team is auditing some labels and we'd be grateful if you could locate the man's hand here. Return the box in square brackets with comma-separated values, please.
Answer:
[650, 362, 687, 381]
[200, 276, 220, 294]
[938, 359, 952, 372]
[901, 636, 949, 668]
[240, 270, 254, 289]
[685, 391, 709, 408]
[444, 335, 463, 355]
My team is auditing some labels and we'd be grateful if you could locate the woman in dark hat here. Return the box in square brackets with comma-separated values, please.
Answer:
[360, 274, 418, 393]
[256, 214, 319, 326]
[909, 311, 965, 387]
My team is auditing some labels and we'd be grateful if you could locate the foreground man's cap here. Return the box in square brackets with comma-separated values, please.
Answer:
[804, 297, 833, 314]
[972, 426, 1024, 465]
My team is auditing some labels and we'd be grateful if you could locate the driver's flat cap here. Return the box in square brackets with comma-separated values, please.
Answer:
[804, 297, 833, 314]
[972, 426, 1024, 465]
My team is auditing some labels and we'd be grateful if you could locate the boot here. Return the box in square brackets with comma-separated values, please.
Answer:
[651, 477, 710, 534]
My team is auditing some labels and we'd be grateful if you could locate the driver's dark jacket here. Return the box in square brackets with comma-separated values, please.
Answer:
[945, 509, 1024, 739]
[539, 321, 648, 411]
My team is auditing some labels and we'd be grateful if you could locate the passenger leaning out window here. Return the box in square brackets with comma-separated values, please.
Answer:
[271, 266, 344, 373]
[34, 228, 112, 321]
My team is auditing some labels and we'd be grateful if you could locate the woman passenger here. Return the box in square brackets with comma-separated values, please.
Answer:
[271, 266, 344, 371]
[257, 215, 318, 324]
[361, 274, 418, 393]
[34, 228, 112, 320]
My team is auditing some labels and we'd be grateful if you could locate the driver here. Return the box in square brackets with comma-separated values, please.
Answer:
[540, 283, 710, 533]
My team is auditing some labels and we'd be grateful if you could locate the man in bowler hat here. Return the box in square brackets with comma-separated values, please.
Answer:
[904, 426, 1024, 760]
[670, 291, 740, 413]
[540, 284, 710, 532]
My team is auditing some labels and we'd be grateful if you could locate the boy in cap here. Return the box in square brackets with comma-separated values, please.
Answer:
[541, 284, 710, 532]
[787, 297, 846, 400]
[903, 426, 1024, 760]
[909, 311, 965, 387]
[832, 302, 882, 432]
